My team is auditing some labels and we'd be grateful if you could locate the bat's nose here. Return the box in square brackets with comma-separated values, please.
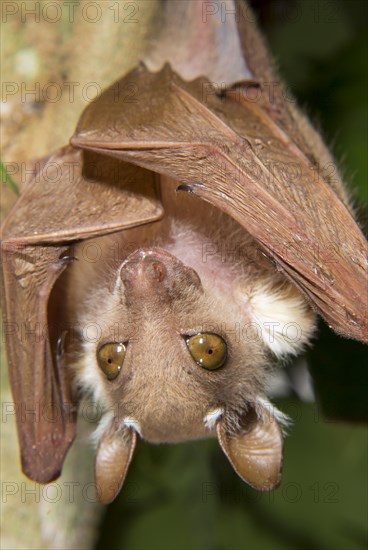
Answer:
[120, 248, 171, 286]
[119, 247, 202, 303]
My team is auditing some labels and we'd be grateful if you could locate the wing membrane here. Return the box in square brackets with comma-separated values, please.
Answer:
[72, 66, 368, 342]
[1, 146, 163, 481]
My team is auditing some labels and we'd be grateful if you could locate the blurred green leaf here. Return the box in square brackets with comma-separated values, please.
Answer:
[96, 440, 219, 550]
[308, 320, 368, 421]
[1, 159, 19, 196]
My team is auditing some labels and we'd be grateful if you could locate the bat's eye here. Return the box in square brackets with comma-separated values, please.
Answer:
[97, 342, 126, 380]
[185, 333, 227, 370]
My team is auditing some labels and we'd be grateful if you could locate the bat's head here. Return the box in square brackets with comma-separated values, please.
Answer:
[70, 246, 314, 504]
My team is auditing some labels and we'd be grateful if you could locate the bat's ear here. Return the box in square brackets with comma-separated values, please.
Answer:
[216, 402, 284, 490]
[95, 423, 137, 505]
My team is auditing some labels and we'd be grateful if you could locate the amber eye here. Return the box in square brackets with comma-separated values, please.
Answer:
[185, 333, 227, 370]
[97, 342, 126, 380]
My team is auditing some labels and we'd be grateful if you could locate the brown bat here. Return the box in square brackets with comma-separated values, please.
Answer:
[1, 1, 367, 505]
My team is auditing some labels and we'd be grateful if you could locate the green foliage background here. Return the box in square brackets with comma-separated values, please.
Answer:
[96, 1, 368, 549]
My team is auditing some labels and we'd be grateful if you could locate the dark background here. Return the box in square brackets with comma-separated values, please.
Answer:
[96, 1, 367, 549]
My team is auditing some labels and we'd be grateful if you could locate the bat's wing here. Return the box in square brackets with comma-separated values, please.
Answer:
[1, 146, 163, 482]
[72, 65, 368, 342]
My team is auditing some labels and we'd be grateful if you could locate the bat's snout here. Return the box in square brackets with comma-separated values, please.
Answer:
[120, 248, 170, 287]
[120, 247, 202, 300]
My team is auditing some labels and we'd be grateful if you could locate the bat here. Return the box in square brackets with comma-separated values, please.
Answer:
[1, 0, 367, 505]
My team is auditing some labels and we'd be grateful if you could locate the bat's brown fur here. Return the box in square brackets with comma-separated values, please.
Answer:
[66, 177, 315, 446]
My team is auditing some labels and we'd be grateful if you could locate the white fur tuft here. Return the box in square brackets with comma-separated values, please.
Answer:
[248, 281, 316, 357]
[123, 417, 142, 436]
[204, 407, 224, 430]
